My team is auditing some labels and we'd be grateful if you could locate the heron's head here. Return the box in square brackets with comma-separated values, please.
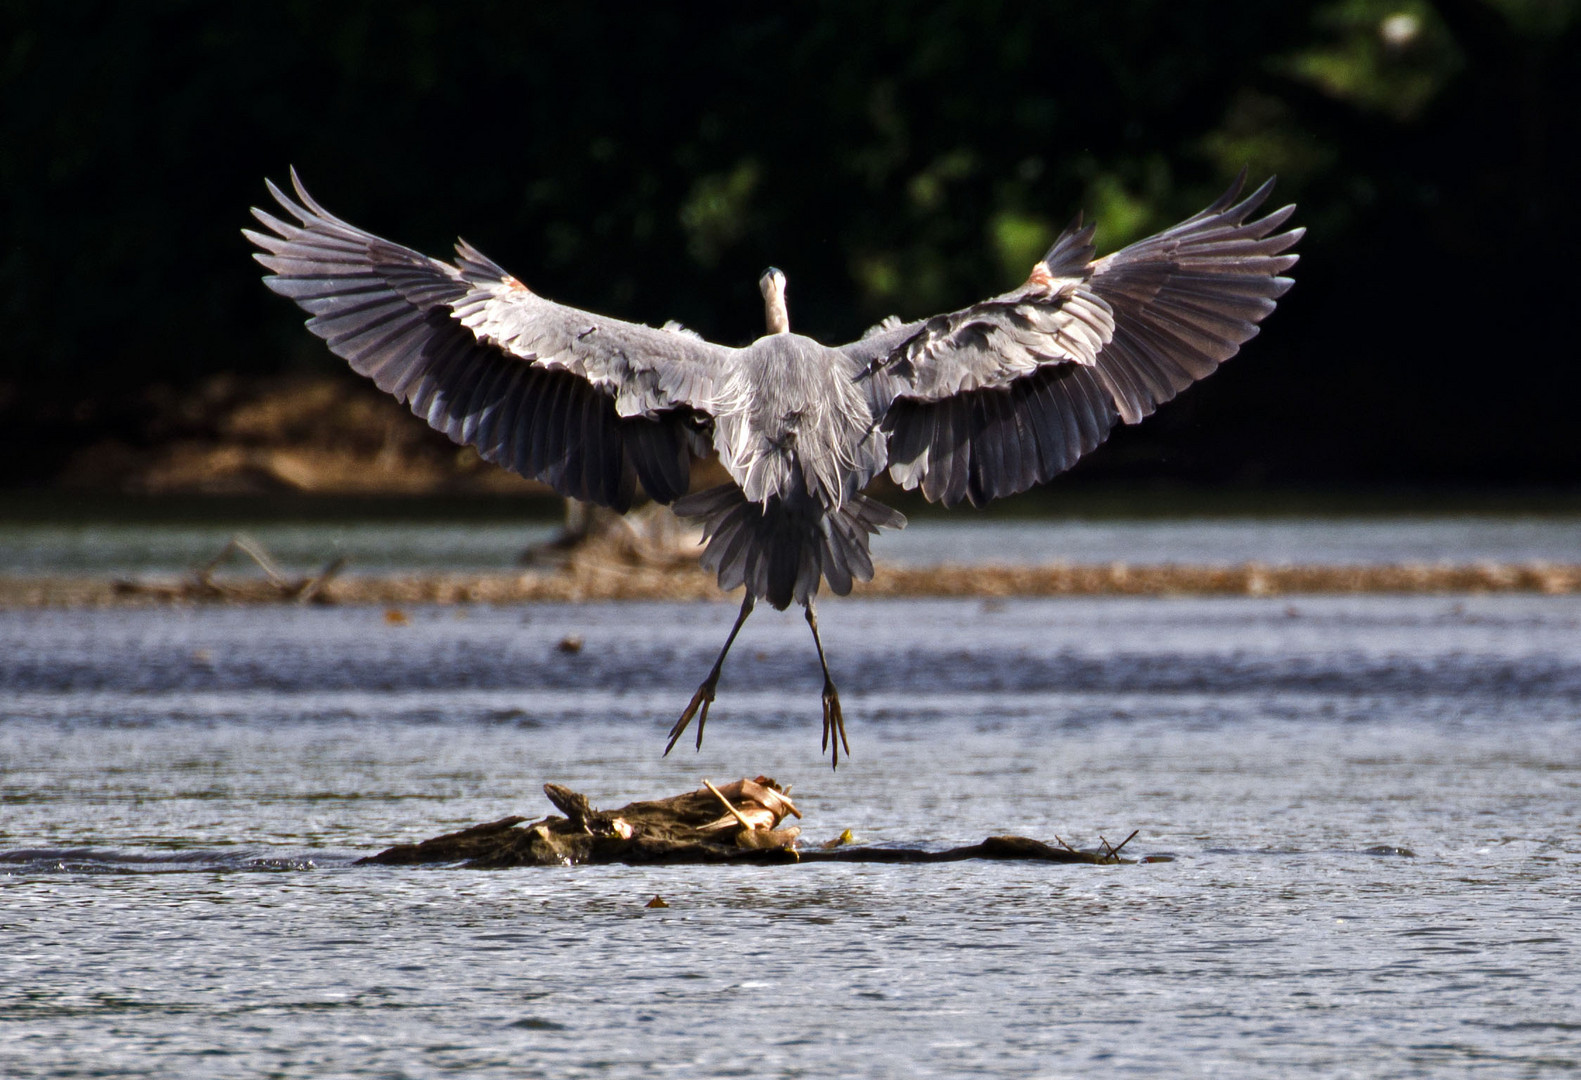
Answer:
[758, 266, 789, 335]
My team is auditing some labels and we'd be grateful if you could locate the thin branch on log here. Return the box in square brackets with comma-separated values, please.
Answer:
[1109, 829, 1140, 858]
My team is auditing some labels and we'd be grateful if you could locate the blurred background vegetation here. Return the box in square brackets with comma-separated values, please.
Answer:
[2, 0, 1577, 499]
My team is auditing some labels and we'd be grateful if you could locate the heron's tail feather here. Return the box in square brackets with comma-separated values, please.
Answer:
[817, 493, 905, 597]
[674, 485, 905, 610]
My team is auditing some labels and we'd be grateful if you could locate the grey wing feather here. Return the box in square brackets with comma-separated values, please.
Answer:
[245, 171, 732, 510]
[445, 239, 731, 419]
[1084, 173, 1300, 423]
[848, 172, 1301, 508]
[883, 364, 1117, 508]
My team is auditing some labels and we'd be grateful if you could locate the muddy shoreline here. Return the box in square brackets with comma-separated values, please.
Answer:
[4, 560, 1578, 608]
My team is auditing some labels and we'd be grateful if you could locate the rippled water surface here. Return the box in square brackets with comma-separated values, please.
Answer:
[3, 596, 1580, 1077]
[2, 514, 1578, 575]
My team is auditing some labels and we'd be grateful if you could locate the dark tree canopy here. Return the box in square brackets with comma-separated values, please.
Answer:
[2, 0, 1577, 487]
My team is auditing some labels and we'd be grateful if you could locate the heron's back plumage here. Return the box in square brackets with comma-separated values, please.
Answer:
[712, 334, 887, 507]
[678, 333, 904, 607]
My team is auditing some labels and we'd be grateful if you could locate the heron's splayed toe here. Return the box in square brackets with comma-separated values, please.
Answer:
[821, 679, 850, 770]
[665, 682, 716, 755]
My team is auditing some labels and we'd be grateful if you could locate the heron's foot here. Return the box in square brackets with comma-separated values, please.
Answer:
[665, 681, 716, 756]
[820, 679, 850, 770]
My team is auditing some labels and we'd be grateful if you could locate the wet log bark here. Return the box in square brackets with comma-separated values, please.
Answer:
[357, 780, 1131, 868]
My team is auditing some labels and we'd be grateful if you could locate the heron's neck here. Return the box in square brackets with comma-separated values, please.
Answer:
[764, 296, 790, 335]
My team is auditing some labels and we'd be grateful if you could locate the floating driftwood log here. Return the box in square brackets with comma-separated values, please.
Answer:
[358, 779, 1135, 868]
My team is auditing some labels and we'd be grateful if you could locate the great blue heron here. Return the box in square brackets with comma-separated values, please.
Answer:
[248, 169, 1300, 766]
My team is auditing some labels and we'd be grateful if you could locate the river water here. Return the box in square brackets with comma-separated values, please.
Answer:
[2, 514, 1579, 575]
[2, 593, 1579, 1077]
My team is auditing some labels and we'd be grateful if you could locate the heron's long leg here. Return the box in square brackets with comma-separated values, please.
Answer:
[805, 601, 850, 769]
[665, 593, 755, 755]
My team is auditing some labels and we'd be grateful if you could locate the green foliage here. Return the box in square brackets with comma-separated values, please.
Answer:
[2, 0, 1579, 485]
[1279, 0, 1463, 120]
[1481, 0, 1581, 35]
[988, 211, 1055, 286]
[680, 160, 763, 267]
[1201, 89, 1340, 185]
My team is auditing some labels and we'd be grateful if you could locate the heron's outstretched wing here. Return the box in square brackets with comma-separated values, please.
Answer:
[245, 170, 735, 510]
[845, 174, 1302, 507]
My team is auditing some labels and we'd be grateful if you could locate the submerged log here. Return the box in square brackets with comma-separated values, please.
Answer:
[357, 780, 1131, 868]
